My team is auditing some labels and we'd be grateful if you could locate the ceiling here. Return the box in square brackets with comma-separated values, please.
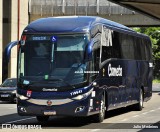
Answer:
[108, 0, 160, 20]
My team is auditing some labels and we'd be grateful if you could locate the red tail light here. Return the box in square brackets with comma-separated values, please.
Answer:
[21, 35, 26, 41]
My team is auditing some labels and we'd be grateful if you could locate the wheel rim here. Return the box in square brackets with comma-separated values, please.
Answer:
[14, 97, 17, 103]
[100, 97, 105, 118]
[140, 90, 143, 107]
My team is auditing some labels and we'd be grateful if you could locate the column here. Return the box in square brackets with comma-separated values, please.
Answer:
[0, 0, 3, 83]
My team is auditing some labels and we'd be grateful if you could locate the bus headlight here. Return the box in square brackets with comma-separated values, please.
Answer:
[17, 94, 29, 100]
[72, 88, 93, 100]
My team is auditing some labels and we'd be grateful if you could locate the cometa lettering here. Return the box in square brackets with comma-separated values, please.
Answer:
[42, 88, 57, 91]
[108, 63, 122, 77]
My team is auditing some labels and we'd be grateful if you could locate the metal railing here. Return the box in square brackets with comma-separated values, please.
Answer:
[29, 0, 135, 16]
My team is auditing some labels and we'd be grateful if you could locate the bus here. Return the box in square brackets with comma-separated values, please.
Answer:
[13, 16, 152, 123]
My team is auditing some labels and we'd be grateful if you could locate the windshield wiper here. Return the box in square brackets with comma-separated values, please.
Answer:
[19, 78, 75, 89]
[20, 81, 43, 87]
[46, 78, 75, 89]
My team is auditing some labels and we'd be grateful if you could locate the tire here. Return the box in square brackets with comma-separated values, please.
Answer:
[11, 96, 17, 104]
[36, 116, 49, 122]
[134, 89, 143, 111]
[13, 97, 17, 103]
[92, 95, 105, 123]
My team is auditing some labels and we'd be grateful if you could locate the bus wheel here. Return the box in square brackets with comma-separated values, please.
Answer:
[36, 116, 49, 122]
[135, 89, 143, 111]
[92, 95, 105, 123]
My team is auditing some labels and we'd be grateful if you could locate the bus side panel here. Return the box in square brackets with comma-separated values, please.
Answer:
[99, 59, 151, 111]
[137, 60, 152, 101]
[147, 64, 153, 101]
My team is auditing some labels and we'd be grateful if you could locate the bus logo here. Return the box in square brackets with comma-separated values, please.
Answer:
[47, 100, 52, 106]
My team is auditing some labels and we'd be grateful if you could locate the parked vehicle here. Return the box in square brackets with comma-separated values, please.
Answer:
[0, 78, 17, 103]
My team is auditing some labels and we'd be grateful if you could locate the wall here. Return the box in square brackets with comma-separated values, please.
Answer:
[29, 0, 160, 26]
[0, 0, 28, 83]
[10, 0, 28, 79]
[0, 0, 2, 83]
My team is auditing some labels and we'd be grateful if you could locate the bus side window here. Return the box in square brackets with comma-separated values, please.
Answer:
[140, 39, 146, 60]
[92, 33, 101, 70]
[89, 41, 100, 82]
[112, 31, 121, 58]
[93, 43, 100, 71]
[134, 37, 142, 60]
[101, 30, 122, 62]
[89, 32, 101, 82]
[120, 33, 135, 60]
[144, 39, 152, 61]
[101, 46, 112, 62]
[101, 27, 113, 62]
[147, 40, 152, 61]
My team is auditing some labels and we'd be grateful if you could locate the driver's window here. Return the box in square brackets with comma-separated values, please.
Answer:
[89, 34, 101, 83]
[93, 46, 100, 71]
[89, 42, 100, 83]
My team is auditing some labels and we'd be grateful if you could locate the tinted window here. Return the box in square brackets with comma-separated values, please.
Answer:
[144, 39, 152, 61]
[134, 37, 151, 61]
[101, 30, 121, 62]
[140, 39, 146, 60]
[92, 34, 101, 70]
[120, 33, 135, 59]
[2, 79, 17, 87]
[112, 31, 121, 58]
[134, 37, 142, 60]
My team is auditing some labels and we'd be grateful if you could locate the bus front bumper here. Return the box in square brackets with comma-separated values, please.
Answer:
[17, 97, 99, 117]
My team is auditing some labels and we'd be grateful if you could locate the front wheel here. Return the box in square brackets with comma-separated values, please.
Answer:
[36, 116, 49, 122]
[92, 95, 105, 123]
[134, 89, 143, 111]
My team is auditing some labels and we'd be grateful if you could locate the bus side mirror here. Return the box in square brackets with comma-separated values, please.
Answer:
[85, 40, 96, 62]
[4, 41, 19, 63]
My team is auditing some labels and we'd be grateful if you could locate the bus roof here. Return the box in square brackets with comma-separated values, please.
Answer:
[23, 16, 148, 38]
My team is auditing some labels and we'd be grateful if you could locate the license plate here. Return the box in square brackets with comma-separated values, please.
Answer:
[44, 110, 56, 115]
[1, 94, 9, 97]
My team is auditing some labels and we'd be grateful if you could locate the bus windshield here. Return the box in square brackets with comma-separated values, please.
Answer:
[18, 34, 89, 89]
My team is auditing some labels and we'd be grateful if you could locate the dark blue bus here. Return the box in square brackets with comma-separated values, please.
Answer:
[15, 16, 152, 122]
